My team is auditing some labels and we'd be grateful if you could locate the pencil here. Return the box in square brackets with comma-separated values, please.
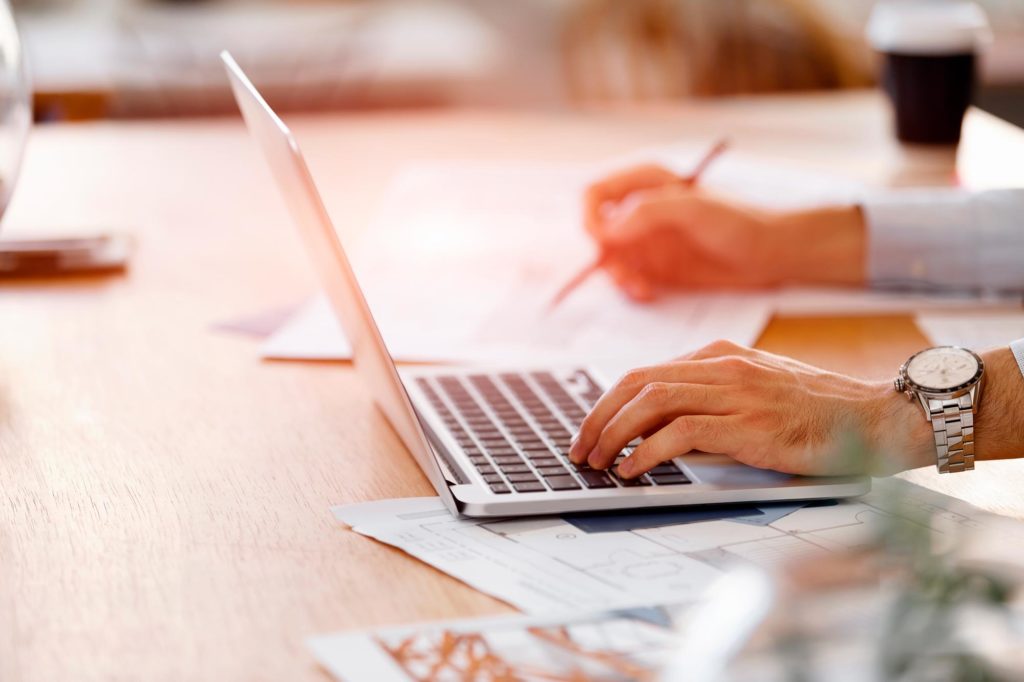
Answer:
[545, 139, 729, 313]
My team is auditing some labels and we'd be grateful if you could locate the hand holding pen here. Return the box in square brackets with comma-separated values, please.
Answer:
[548, 139, 730, 310]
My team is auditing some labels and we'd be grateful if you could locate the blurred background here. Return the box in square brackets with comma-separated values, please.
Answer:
[13, 0, 1024, 124]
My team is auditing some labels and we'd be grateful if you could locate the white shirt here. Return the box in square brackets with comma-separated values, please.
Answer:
[1013, 338, 1024, 382]
[863, 188, 1024, 294]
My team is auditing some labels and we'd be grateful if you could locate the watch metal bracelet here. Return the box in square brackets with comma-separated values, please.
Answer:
[929, 394, 975, 474]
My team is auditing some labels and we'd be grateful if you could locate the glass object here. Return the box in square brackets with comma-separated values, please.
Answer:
[0, 0, 29, 233]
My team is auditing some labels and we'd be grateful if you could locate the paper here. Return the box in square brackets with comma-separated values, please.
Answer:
[333, 478, 1007, 614]
[262, 289, 767, 369]
[261, 296, 351, 360]
[308, 607, 686, 682]
[211, 303, 302, 339]
[916, 311, 1024, 349]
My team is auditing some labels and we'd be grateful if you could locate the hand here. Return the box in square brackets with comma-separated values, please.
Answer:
[568, 340, 935, 478]
[582, 164, 866, 300]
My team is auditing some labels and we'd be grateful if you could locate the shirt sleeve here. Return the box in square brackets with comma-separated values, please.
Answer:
[1012, 338, 1024, 382]
[863, 188, 1024, 294]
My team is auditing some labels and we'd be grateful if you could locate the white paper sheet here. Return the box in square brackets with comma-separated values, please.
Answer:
[333, 478, 1013, 614]
[916, 311, 1024, 349]
[263, 155, 1017, 364]
[308, 607, 685, 682]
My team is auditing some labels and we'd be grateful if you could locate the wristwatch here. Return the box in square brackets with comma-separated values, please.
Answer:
[895, 346, 985, 473]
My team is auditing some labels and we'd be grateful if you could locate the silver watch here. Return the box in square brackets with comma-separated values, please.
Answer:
[895, 346, 985, 474]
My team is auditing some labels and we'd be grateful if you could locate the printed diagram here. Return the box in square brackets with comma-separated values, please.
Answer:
[336, 480, 1001, 615]
[332, 609, 680, 682]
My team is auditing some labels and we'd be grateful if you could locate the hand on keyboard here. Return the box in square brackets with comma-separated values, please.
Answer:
[568, 340, 933, 478]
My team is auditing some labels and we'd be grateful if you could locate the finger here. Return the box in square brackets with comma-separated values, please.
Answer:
[569, 362, 732, 464]
[618, 416, 736, 478]
[584, 165, 680, 238]
[598, 186, 690, 246]
[587, 382, 727, 469]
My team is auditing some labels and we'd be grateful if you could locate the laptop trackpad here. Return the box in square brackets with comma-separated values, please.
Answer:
[676, 453, 795, 488]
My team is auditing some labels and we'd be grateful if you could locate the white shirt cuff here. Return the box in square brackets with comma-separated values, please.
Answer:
[1012, 338, 1024, 383]
[863, 189, 1024, 294]
[863, 189, 977, 291]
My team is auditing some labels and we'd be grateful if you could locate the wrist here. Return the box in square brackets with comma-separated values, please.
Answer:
[974, 347, 1024, 462]
[766, 205, 866, 287]
[862, 381, 935, 474]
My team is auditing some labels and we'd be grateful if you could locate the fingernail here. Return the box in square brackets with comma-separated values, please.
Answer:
[618, 460, 634, 478]
[585, 447, 601, 468]
[568, 440, 582, 462]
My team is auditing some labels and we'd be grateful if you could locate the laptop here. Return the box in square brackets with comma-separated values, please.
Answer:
[222, 52, 870, 517]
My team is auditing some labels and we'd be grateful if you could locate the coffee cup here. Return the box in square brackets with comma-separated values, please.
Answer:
[867, 0, 991, 145]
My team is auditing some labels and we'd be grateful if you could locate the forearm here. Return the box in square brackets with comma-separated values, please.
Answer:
[767, 204, 866, 287]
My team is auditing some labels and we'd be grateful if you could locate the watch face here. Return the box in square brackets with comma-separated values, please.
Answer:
[905, 346, 980, 392]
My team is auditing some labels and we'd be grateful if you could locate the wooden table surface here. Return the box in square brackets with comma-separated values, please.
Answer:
[3, 91, 1024, 682]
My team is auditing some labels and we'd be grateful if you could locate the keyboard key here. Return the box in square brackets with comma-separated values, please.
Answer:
[544, 475, 581, 490]
[613, 473, 653, 487]
[489, 482, 510, 494]
[506, 472, 539, 483]
[512, 480, 546, 493]
[492, 455, 524, 465]
[579, 470, 616, 489]
[650, 473, 691, 485]
[537, 465, 568, 476]
[528, 455, 560, 466]
[482, 473, 504, 484]
[468, 455, 489, 465]
[499, 464, 531, 474]
[486, 447, 519, 457]
[649, 463, 681, 474]
[476, 465, 496, 476]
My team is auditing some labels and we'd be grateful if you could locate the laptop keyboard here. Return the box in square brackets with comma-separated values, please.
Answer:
[414, 370, 691, 495]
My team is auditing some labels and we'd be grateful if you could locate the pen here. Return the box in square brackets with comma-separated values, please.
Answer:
[546, 139, 730, 312]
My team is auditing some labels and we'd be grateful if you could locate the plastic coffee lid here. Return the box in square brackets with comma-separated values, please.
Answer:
[866, 0, 992, 55]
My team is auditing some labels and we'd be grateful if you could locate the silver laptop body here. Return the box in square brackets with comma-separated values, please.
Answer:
[223, 51, 870, 518]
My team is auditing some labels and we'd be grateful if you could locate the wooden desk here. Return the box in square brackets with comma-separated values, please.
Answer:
[3, 92, 1024, 682]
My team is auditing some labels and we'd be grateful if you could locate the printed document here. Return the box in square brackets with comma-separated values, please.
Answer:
[308, 606, 684, 682]
[333, 478, 1016, 614]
